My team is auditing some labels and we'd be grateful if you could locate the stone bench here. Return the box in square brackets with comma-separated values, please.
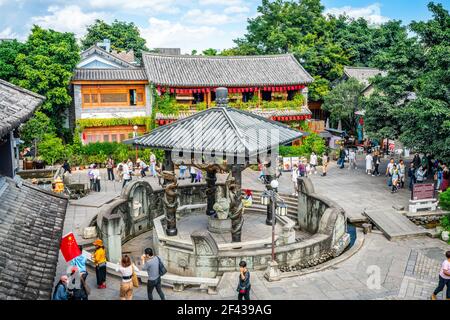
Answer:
[409, 199, 437, 213]
[162, 274, 220, 295]
[177, 203, 207, 216]
[82, 250, 219, 295]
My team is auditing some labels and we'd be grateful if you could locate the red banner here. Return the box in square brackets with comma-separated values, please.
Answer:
[60, 232, 81, 262]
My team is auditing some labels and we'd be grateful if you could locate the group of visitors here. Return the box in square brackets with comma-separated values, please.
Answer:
[177, 163, 203, 183]
[408, 153, 449, 192]
[53, 240, 169, 301]
[338, 146, 358, 170]
[290, 152, 329, 195]
[385, 158, 407, 193]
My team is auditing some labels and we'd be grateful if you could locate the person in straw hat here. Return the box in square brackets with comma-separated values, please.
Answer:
[92, 239, 107, 289]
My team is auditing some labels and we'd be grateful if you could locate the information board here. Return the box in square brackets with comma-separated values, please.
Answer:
[412, 183, 435, 200]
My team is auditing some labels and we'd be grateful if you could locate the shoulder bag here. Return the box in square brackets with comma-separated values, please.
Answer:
[157, 256, 167, 276]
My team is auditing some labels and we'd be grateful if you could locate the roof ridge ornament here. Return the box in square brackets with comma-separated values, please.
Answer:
[215, 87, 228, 108]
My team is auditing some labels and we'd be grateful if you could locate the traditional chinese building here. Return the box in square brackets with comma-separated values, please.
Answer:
[0, 79, 68, 300]
[71, 46, 314, 144]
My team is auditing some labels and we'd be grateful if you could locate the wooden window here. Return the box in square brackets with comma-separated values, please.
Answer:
[100, 93, 128, 103]
[111, 134, 117, 142]
[81, 85, 146, 108]
[103, 134, 110, 142]
[120, 134, 126, 142]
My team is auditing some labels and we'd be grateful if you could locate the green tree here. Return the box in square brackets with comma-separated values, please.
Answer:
[364, 2, 450, 161]
[0, 39, 26, 81]
[231, 0, 350, 101]
[202, 48, 218, 56]
[322, 78, 364, 131]
[38, 133, 67, 166]
[81, 19, 148, 60]
[20, 111, 56, 152]
[13, 26, 79, 137]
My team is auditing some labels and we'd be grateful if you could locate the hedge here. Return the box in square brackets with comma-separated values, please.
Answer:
[76, 117, 153, 131]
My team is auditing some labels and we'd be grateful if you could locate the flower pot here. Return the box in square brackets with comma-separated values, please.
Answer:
[33, 160, 45, 169]
[24, 160, 34, 170]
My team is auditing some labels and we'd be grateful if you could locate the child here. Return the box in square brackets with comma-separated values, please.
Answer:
[195, 169, 203, 183]
[391, 165, 400, 193]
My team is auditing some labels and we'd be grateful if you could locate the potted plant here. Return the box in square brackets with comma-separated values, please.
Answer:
[33, 156, 45, 169]
[24, 156, 34, 170]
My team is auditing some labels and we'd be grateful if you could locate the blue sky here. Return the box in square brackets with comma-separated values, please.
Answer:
[0, 0, 448, 53]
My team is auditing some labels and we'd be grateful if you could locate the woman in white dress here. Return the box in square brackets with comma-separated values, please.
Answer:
[365, 153, 374, 175]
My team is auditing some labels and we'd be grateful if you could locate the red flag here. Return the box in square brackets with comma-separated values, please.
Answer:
[60, 233, 81, 262]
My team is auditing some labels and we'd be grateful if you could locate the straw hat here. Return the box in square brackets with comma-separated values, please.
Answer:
[93, 239, 103, 246]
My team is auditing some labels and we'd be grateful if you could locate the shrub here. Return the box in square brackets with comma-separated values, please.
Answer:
[38, 133, 67, 165]
[439, 189, 450, 211]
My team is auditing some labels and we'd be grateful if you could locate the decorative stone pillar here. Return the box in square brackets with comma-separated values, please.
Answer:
[205, 167, 217, 216]
[227, 174, 244, 242]
[162, 171, 178, 236]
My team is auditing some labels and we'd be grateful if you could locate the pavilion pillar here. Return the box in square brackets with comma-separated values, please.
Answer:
[205, 167, 217, 216]
[257, 88, 261, 107]
[162, 150, 178, 236]
[164, 150, 174, 171]
[231, 164, 243, 187]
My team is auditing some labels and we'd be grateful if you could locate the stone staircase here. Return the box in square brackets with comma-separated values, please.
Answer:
[247, 190, 298, 222]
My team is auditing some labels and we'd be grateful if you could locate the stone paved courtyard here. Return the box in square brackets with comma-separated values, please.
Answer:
[55, 155, 449, 300]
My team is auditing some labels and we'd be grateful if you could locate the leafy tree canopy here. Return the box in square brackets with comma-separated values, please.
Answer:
[322, 78, 364, 131]
[364, 2, 450, 161]
[81, 19, 149, 60]
[202, 48, 218, 56]
[12, 26, 79, 138]
[0, 39, 26, 81]
[20, 111, 56, 148]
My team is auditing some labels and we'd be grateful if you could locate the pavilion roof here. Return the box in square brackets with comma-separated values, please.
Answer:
[142, 53, 313, 88]
[128, 105, 304, 157]
[72, 68, 148, 81]
[0, 79, 45, 137]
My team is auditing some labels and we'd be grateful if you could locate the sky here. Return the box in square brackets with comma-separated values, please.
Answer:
[0, 0, 448, 53]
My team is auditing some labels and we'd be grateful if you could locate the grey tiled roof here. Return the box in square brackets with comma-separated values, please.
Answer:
[142, 53, 314, 87]
[72, 68, 148, 81]
[130, 106, 304, 156]
[80, 45, 137, 68]
[155, 107, 312, 120]
[0, 79, 45, 137]
[343, 66, 386, 87]
[0, 176, 68, 300]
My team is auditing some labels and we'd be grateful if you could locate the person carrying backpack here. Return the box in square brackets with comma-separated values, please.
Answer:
[141, 248, 166, 300]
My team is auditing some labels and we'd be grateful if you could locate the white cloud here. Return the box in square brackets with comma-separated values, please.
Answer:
[184, 9, 233, 25]
[0, 27, 18, 39]
[141, 17, 236, 53]
[198, 0, 243, 5]
[324, 3, 390, 25]
[30, 5, 108, 38]
[88, 0, 181, 14]
[224, 6, 249, 14]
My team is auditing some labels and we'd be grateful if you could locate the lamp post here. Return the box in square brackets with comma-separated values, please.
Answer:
[133, 125, 138, 163]
[261, 179, 286, 282]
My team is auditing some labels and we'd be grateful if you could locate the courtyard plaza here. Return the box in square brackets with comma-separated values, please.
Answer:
[54, 155, 449, 300]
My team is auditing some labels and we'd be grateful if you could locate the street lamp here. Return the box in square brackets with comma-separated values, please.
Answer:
[261, 178, 286, 282]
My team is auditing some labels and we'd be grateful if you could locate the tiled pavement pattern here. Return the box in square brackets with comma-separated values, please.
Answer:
[54, 156, 448, 300]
